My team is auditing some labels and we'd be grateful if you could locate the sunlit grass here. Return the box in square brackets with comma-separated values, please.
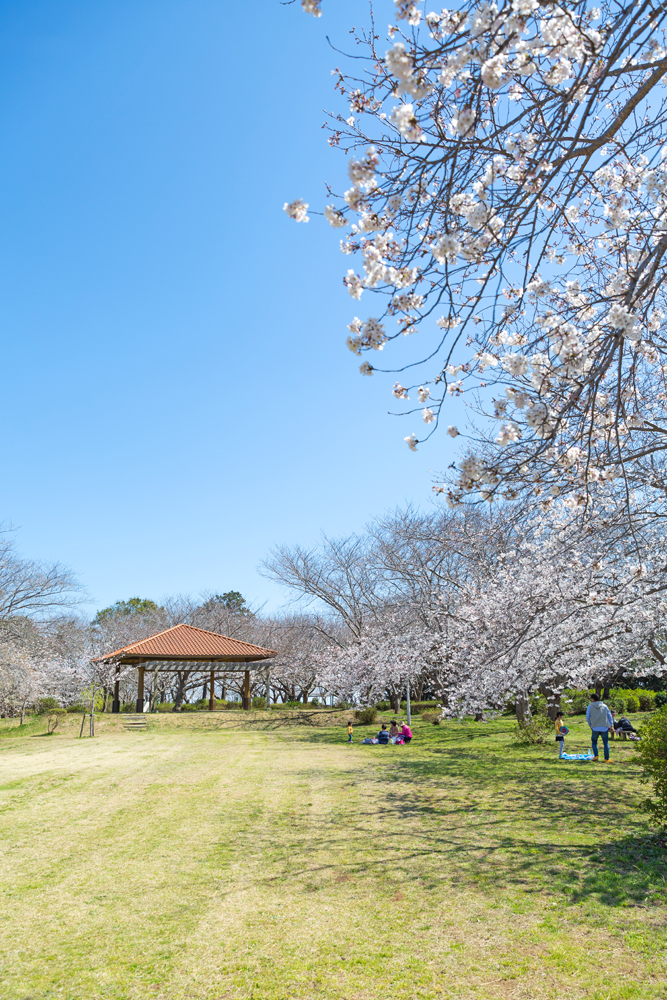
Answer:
[0, 711, 663, 999]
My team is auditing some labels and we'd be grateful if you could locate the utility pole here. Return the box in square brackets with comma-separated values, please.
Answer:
[406, 680, 411, 727]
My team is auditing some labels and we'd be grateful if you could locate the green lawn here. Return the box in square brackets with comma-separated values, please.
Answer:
[0, 711, 664, 999]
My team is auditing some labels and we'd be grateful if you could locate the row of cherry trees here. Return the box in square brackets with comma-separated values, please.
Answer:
[1, 504, 664, 721]
[262, 496, 667, 719]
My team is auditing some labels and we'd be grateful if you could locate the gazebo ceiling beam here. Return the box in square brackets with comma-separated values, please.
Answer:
[106, 658, 273, 672]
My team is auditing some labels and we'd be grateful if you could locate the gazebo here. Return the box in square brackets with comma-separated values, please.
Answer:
[93, 623, 277, 712]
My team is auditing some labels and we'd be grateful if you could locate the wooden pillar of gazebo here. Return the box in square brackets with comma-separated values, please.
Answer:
[242, 668, 251, 711]
[208, 670, 215, 711]
[136, 666, 145, 713]
[112, 666, 121, 714]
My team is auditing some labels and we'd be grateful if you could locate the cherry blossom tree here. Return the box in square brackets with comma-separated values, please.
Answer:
[431, 507, 667, 719]
[264, 497, 667, 716]
[290, 0, 667, 512]
[0, 643, 41, 722]
[315, 606, 432, 708]
[262, 615, 333, 703]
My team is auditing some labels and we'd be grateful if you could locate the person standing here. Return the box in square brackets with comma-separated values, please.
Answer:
[586, 693, 614, 762]
[346, 721, 353, 743]
[554, 711, 566, 757]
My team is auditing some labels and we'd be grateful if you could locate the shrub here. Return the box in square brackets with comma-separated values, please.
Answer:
[156, 702, 174, 712]
[46, 709, 67, 734]
[515, 716, 552, 746]
[636, 706, 667, 829]
[411, 701, 439, 714]
[180, 704, 197, 712]
[36, 697, 60, 715]
[354, 706, 378, 725]
[609, 695, 627, 714]
[251, 696, 266, 709]
[656, 693, 667, 709]
[67, 703, 87, 714]
[120, 703, 138, 713]
[625, 694, 640, 713]
[421, 710, 442, 725]
[639, 691, 657, 712]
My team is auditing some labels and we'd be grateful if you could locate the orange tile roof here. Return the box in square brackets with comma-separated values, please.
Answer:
[93, 623, 277, 663]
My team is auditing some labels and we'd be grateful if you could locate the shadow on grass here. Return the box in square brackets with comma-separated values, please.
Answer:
[565, 833, 667, 906]
[277, 722, 664, 908]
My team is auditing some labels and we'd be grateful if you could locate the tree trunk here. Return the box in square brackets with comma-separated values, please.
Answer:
[603, 683, 611, 700]
[390, 690, 400, 713]
[515, 694, 532, 724]
[538, 683, 561, 721]
[595, 681, 602, 696]
[173, 671, 191, 711]
[202, 680, 208, 701]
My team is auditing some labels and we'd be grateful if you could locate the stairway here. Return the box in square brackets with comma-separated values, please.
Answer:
[121, 715, 148, 731]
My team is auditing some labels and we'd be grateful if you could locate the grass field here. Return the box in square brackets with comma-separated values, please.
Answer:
[0, 710, 664, 1000]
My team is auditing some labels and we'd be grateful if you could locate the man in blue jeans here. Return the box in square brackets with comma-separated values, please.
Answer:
[586, 693, 614, 762]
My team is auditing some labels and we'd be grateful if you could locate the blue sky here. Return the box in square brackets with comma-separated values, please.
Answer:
[0, 0, 461, 615]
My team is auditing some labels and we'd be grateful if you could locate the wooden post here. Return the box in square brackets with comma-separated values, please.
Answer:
[79, 713, 87, 738]
[209, 670, 215, 711]
[242, 668, 251, 711]
[90, 682, 96, 737]
[136, 666, 145, 713]
[112, 666, 121, 713]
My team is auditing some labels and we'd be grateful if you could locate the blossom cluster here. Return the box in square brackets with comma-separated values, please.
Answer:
[290, 0, 667, 513]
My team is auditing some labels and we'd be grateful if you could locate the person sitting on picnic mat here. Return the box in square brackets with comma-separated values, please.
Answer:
[377, 725, 392, 745]
[389, 720, 401, 740]
[400, 722, 412, 744]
